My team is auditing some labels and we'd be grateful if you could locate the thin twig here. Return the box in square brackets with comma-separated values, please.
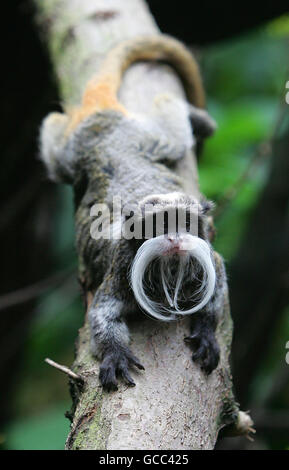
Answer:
[45, 357, 83, 382]
[0, 266, 76, 311]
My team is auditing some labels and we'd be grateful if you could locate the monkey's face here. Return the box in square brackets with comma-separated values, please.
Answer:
[129, 193, 216, 321]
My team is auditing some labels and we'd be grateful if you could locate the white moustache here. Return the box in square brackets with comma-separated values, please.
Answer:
[130, 234, 216, 321]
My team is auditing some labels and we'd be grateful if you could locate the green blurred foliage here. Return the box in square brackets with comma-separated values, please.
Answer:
[4, 17, 289, 450]
[200, 20, 289, 450]
[199, 23, 288, 260]
[5, 403, 70, 450]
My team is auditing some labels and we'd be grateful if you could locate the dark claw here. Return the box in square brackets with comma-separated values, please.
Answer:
[117, 357, 136, 386]
[184, 334, 199, 344]
[185, 333, 220, 375]
[99, 346, 144, 391]
[129, 354, 145, 370]
[99, 364, 118, 392]
[120, 367, 136, 387]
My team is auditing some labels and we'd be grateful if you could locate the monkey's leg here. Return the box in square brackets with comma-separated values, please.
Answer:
[89, 291, 144, 391]
[40, 112, 76, 183]
[185, 308, 220, 375]
[149, 94, 216, 161]
[189, 105, 217, 157]
[189, 105, 217, 138]
[185, 252, 225, 374]
[152, 95, 216, 138]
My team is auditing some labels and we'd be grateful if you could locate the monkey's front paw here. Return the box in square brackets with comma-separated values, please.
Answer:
[185, 333, 220, 375]
[99, 346, 145, 392]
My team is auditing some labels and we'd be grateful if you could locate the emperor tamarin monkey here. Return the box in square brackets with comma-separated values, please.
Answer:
[40, 35, 226, 391]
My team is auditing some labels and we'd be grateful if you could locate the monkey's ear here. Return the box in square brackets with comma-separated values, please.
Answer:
[200, 199, 215, 215]
[189, 105, 217, 138]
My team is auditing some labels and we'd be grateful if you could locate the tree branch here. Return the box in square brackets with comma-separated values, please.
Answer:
[34, 0, 251, 450]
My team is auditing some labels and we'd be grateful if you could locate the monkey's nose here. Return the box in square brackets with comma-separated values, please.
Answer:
[168, 235, 177, 244]
[168, 234, 183, 243]
[165, 234, 187, 255]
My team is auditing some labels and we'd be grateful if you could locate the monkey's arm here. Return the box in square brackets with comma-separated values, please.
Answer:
[189, 105, 217, 138]
[40, 113, 73, 183]
[40, 102, 216, 185]
[89, 279, 144, 391]
[185, 251, 226, 374]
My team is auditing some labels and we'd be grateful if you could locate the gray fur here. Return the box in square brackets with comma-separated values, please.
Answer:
[39, 93, 224, 389]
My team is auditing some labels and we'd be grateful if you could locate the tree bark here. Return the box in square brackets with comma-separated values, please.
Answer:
[34, 0, 251, 450]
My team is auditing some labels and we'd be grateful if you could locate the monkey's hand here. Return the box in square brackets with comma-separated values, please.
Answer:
[185, 330, 220, 375]
[99, 345, 145, 392]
